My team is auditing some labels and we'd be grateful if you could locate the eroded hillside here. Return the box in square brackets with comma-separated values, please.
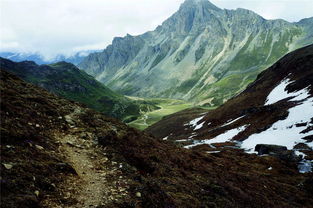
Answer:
[1, 68, 313, 207]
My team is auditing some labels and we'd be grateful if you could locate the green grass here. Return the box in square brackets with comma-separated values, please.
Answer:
[128, 98, 193, 130]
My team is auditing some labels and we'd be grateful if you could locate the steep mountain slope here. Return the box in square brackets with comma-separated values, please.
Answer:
[0, 58, 158, 121]
[2, 69, 313, 208]
[147, 44, 313, 167]
[79, 0, 313, 106]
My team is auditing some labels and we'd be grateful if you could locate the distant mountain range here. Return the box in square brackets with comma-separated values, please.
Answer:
[0, 50, 97, 65]
[0, 58, 158, 121]
[79, 0, 313, 106]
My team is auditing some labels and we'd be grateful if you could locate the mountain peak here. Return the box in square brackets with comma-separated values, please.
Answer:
[181, 0, 221, 11]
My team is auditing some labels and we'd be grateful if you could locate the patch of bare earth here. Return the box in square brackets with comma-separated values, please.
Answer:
[42, 113, 130, 207]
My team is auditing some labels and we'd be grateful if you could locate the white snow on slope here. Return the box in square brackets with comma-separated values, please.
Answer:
[265, 78, 291, 105]
[207, 151, 221, 154]
[184, 125, 248, 149]
[242, 97, 313, 153]
[185, 115, 205, 130]
[221, 115, 245, 127]
[265, 78, 311, 105]
[298, 160, 312, 173]
[290, 86, 311, 102]
[194, 122, 205, 130]
[176, 139, 189, 142]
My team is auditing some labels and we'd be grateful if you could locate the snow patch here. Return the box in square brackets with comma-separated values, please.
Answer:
[221, 115, 245, 127]
[194, 122, 205, 130]
[189, 132, 197, 139]
[184, 125, 248, 149]
[295, 150, 307, 158]
[265, 78, 311, 105]
[298, 160, 312, 173]
[207, 151, 221, 154]
[176, 139, 189, 142]
[162, 136, 168, 141]
[185, 115, 205, 130]
[242, 97, 313, 153]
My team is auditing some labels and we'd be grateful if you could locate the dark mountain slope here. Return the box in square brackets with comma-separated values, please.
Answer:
[1, 70, 313, 207]
[147, 44, 313, 161]
[0, 58, 158, 121]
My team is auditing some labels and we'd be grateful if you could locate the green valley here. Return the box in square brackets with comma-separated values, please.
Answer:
[127, 98, 194, 130]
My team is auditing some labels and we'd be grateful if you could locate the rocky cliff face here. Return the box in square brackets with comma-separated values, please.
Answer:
[79, 0, 313, 106]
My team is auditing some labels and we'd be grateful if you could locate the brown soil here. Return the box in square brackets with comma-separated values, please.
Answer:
[41, 125, 131, 207]
[1, 67, 313, 208]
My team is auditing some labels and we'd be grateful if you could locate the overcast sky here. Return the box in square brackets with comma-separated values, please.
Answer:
[1, 0, 312, 60]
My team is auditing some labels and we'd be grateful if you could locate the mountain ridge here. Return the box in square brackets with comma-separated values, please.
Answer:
[0, 57, 159, 121]
[79, 0, 313, 106]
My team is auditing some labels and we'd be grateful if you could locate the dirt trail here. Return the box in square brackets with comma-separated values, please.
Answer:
[42, 110, 130, 207]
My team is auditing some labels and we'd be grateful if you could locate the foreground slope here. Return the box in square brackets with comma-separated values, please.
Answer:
[147, 45, 313, 162]
[0, 58, 158, 121]
[1, 70, 313, 207]
[80, 0, 312, 105]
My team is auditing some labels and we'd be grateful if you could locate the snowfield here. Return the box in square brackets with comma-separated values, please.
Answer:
[265, 78, 311, 105]
[242, 96, 313, 153]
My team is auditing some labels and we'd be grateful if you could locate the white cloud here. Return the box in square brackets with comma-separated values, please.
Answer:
[0, 0, 312, 60]
[211, 0, 313, 21]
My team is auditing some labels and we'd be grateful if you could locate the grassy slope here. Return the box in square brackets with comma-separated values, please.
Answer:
[190, 27, 304, 106]
[128, 98, 193, 130]
[0, 58, 159, 121]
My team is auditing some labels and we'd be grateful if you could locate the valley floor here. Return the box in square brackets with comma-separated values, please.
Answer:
[127, 98, 194, 130]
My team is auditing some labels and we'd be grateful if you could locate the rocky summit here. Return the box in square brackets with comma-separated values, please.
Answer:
[79, 0, 313, 106]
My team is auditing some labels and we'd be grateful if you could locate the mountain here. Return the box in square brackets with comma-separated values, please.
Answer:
[1, 69, 313, 207]
[79, 0, 313, 106]
[0, 58, 158, 121]
[146, 44, 313, 169]
[0, 50, 95, 65]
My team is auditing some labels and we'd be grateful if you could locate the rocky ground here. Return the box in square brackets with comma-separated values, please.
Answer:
[1, 69, 313, 208]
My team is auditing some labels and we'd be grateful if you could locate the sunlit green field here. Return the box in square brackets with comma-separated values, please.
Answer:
[127, 97, 193, 130]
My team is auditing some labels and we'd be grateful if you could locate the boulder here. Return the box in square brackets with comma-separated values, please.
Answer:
[255, 144, 287, 155]
[97, 130, 118, 146]
[55, 163, 77, 174]
[255, 144, 302, 162]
